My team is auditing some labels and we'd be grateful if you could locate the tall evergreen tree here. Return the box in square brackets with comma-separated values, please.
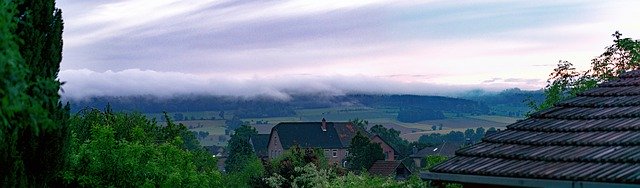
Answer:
[0, 0, 69, 186]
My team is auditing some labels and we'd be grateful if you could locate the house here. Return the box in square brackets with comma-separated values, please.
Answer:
[267, 118, 397, 166]
[370, 135, 399, 161]
[203, 145, 227, 171]
[249, 134, 270, 160]
[203, 145, 225, 157]
[409, 141, 463, 168]
[422, 70, 640, 187]
[368, 160, 412, 180]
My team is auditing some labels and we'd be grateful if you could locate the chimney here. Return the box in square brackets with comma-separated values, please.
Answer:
[321, 118, 327, 132]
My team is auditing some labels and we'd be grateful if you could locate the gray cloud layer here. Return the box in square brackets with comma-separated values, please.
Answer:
[55, 0, 639, 99]
[60, 69, 536, 100]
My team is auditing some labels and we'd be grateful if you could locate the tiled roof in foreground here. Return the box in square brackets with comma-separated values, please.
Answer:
[430, 70, 640, 184]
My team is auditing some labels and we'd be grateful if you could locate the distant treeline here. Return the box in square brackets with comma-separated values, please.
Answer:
[418, 127, 497, 146]
[460, 88, 545, 117]
[345, 94, 490, 115]
[69, 95, 297, 118]
[68, 94, 491, 120]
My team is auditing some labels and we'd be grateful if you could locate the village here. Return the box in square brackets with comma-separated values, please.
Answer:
[3, 0, 640, 187]
[210, 69, 640, 187]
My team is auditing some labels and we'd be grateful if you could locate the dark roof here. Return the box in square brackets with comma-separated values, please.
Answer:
[368, 160, 409, 177]
[429, 70, 640, 184]
[272, 122, 344, 149]
[410, 141, 464, 158]
[250, 134, 270, 157]
[333, 122, 368, 146]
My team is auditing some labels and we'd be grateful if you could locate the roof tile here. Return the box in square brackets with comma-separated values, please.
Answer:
[431, 70, 640, 184]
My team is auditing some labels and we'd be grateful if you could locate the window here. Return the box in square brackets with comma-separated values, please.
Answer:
[332, 149, 338, 157]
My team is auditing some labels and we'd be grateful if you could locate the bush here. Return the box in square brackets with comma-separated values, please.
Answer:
[423, 155, 448, 170]
[62, 109, 221, 187]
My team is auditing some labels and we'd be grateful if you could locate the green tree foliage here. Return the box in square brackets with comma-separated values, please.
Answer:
[347, 131, 384, 171]
[350, 118, 369, 129]
[62, 109, 220, 187]
[289, 163, 336, 188]
[265, 164, 426, 188]
[474, 127, 485, 141]
[418, 127, 490, 146]
[329, 172, 427, 188]
[265, 145, 329, 188]
[423, 155, 448, 170]
[264, 149, 426, 188]
[225, 125, 258, 173]
[370, 125, 402, 143]
[530, 32, 640, 112]
[161, 112, 201, 151]
[464, 129, 475, 141]
[0, 0, 70, 186]
[226, 115, 246, 131]
[223, 156, 264, 188]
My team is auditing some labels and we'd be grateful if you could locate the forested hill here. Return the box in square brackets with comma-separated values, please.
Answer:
[460, 88, 545, 117]
[67, 94, 490, 118]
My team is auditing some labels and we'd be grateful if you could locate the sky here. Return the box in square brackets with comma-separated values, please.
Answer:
[56, 0, 640, 99]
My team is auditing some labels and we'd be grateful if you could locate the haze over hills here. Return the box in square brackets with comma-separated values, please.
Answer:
[68, 88, 544, 119]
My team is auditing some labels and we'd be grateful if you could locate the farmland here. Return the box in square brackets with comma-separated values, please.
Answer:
[150, 107, 520, 146]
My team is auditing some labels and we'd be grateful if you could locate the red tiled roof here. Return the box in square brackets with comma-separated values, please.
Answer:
[368, 160, 405, 177]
